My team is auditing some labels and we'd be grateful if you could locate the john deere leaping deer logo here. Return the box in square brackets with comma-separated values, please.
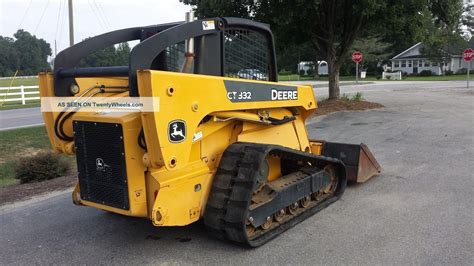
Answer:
[95, 158, 109, 171]
[96, 158, 104, 170]
[168, 120, 186, 143]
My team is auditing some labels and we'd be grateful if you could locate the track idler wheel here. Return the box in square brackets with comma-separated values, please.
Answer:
[322, 164, 338, 194]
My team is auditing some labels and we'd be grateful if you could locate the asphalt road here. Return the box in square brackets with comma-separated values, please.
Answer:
[0, 107, 43, 131]
[1, 81, 473, 264]
[0, 80, 466, 130]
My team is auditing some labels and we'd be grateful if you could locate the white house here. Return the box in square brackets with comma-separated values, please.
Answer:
[391, 42, 472, 75]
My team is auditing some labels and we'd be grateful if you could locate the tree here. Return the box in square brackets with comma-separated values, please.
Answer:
[350, 36, 392, 76]
[13, 30, 51, 75]
[182, 0, 463, 99]
[78, 45, 116, 67]
[78, 41, 131, 67]
[0, 30, 51, 76]
[460, 1, 474, 40]
[0, 37, 19, 76]
[183, 0, 383, 98]
[362, 1, 430, 56]
[115, 42, 131, 66]
[420, 1, 468, 65]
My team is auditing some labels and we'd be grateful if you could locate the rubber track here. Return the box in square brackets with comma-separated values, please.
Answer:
[204, 142, 347, 247]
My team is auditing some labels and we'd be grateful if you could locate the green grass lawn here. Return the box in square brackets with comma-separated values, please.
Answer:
[402, 75, 471, 81]
[0, 126, 75, 186]
[278, 73, 471, 82]
[0, 102, 40, 111]
[0, 77, 38, 87]
[278, 74, 315, 81]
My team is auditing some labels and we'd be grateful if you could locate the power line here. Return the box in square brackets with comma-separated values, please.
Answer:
[17, 0, 33, 30]
[87, 0, 107, 32]
[97, 1, 113, 30]
[93, 0, 113, 30]
[58, 0, 68, 48]
[34, 0, 51, 34]
[54, 0, 63, 41]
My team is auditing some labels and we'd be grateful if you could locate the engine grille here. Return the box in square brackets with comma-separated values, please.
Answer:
[73, 121, 129, 210]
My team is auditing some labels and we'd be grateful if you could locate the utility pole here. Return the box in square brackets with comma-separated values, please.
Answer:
[68, 0, 74, 46]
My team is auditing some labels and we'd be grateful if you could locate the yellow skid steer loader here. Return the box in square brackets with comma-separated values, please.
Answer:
[40, 17, 381, 247]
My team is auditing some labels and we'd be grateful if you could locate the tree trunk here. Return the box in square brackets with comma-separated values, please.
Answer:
[314, 60, 319, 79]
[327, 51, 340, 99]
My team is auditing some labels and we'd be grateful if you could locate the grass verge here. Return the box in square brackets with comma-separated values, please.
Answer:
[278, 73, 471, 82]
[0, 102, 40, 111]
[0, 77, 38, 87]
[0, 126, 75, 186]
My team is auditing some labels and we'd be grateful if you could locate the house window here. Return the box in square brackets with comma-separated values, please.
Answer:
[414, 60, 418, 67]
[425, 61, 430, 67]
[408, 60, 412, 67]
[394, 61, 399, 67]
[432, 62, 438, 66]
[401, 60, 406, 67]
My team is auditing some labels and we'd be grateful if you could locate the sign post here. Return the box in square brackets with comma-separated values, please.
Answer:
[463, 48, 473, 88]
[352, 52, 363, 84]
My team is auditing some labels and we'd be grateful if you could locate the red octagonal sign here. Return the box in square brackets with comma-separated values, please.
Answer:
[352, 51, 363, 63]
[464, 48, 473, 62]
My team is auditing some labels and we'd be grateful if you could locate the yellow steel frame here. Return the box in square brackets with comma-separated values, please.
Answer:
[39, 70, 320, 227]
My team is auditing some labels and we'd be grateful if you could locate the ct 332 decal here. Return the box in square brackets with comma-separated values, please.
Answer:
[224, 80, 298, 102]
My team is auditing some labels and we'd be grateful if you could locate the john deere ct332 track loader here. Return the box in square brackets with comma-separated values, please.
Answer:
[40, 17, 381, 247]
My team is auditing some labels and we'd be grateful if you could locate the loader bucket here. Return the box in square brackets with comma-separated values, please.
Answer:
[321, 142, 382, 183]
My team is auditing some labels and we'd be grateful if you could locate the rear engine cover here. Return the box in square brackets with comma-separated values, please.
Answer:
[73, 121, 129, 210]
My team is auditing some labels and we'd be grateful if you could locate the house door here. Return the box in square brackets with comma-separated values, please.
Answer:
[413, 67, 418, 74]
[413, 60, 418, 74]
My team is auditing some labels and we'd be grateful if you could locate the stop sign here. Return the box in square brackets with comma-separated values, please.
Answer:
[463, 48, 473, 62]
[352, 52, 363, 63]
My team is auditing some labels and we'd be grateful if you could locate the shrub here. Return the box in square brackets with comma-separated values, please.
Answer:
[340, 93, 350, 101]
[299, 69, 306, 76]
[278, 70, 292, 76]
[351, 92, 364, 101]
[444, 70, 454, 75]
[14, 151, 69, 184]
[456, 68, 467, 74]
[306, 68, 315, 76]
[418, 70, 433, 76]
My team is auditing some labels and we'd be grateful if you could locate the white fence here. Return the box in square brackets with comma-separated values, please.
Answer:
[0, 75, 38, 80]
[382, 71, 402, 80]
[0, 85, 40, 105]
